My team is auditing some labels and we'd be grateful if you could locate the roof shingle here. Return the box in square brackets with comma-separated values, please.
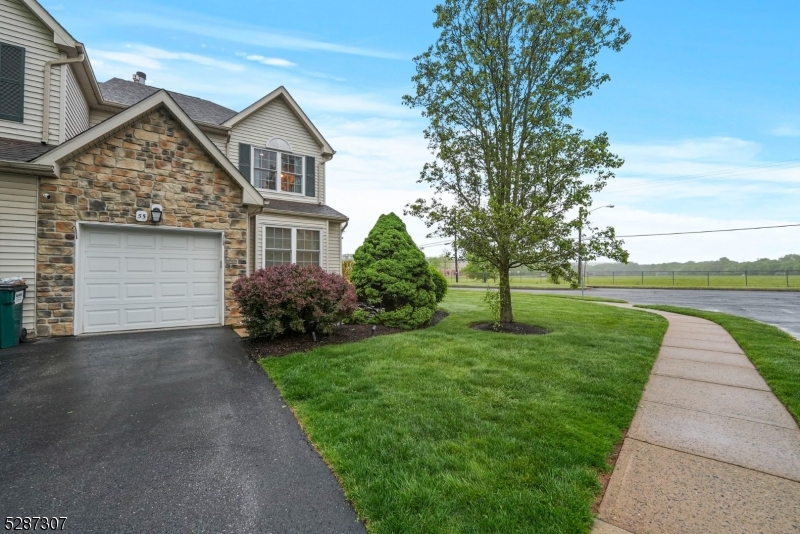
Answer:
[262, 198, 348, 221]
[98, 78, 238, 126]
[0, 138, 57, 162]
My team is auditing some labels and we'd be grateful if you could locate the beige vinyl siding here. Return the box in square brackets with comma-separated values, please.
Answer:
[254, 213, 337, 272]
[88, 108, 116, 127]
[247, 215, 255, 275]
[206, 132, 227, 155]
[327, 221, 342, 274]
[0, 0, 63, 144]
[62, 63, 88, 140]
[229, 98, 325, 204]
[0, 174, 37, 333]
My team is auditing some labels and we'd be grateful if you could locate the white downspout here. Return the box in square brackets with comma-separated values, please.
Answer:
[42, 53, 85, 145]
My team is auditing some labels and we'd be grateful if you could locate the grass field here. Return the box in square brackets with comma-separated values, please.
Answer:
[448, 273, 800, 290]
[260, 292, 667, 533]
[638, 305, 800, 423]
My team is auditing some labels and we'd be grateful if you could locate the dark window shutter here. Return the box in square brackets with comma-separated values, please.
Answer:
[238, 143, 251, 182]
[0, 42, 25, 123]
[305, 156, 316, 197]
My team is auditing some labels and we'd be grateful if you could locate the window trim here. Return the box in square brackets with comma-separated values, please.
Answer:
[0, 41, 26, 123]
[261, 225, 323, 268]
[251, 146, 305, 196]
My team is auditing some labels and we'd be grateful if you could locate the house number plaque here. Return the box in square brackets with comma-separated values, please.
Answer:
[135, 210, 149, 222]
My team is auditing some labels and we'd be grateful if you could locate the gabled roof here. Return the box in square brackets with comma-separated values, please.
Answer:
[33, 90, 263, 206]
[18, 0, 78, 50]
[223, 86, 335, 156]
[99, 78, 238, 126]
[0, 138, 57, 162]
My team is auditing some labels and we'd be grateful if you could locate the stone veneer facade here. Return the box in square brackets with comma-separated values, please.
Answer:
[36, 107, 248, 337]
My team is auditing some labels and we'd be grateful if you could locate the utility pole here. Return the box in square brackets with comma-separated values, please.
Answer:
[578, 225, 583, 298]
[454, 239, 459, 283]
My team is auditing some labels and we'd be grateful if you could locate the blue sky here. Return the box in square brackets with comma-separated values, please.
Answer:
[43, 0, 800, 263]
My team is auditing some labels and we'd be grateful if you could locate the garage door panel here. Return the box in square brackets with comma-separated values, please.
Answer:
[80, 226, 222, 334]
[125, 308, 156, 326]
[86, 256, 121, 274]
[85, 309, 121, 329]
[86, 283, 120, 302]
[126, 256, 157, 274]
[192, 282, 218, 298]
[126, 233, 156, 248]
[161, 258, 189, 273]
[192, 305, 219, 321]
[193, 236, 219, 250]
[126, 283, 156, 299]
[193, 258, 218, 274]
[87, 231, 121, 248]
[161, 282, 188, 298]
[161, 234, 190, 250]
[161, 306, 190, 323]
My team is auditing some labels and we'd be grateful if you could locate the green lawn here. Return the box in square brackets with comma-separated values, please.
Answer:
[638, 305, 800, 423]
[260, 292, 667, 533]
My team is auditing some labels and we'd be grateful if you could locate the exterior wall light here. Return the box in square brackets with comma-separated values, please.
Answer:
[151, 205, 163, 224]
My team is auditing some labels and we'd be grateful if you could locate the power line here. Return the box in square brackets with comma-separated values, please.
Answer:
[419, 223, 800, 248]
[618, 223, 800, 238]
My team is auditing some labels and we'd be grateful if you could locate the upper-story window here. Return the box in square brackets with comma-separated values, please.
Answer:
[0, 41, 26, 123]
[253, 148, 304, 194]
[239, 139, 316, 198]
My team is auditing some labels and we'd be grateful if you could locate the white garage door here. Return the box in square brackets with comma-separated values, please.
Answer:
[78, 226, 222, 334]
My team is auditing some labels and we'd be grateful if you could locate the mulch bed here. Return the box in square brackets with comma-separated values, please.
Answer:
[243, 310, 449, 361]
[470, 322, 549, 335]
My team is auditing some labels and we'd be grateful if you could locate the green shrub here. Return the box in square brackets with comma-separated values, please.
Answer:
[232, 264, 357, 339]
[429, 266, 448, 303]
[351, 213, 439, 329]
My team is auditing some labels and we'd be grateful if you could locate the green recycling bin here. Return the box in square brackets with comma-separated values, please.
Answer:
[0, 283, 28, 349]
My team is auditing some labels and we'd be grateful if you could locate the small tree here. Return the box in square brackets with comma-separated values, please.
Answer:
[351, 213, 439, 329]
[404, 0, 630, 323]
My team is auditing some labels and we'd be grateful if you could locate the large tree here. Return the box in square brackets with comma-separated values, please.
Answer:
[404, 0, 630, 322]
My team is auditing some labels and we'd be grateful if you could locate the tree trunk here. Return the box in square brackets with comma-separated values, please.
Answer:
[498, 265, 513, 323]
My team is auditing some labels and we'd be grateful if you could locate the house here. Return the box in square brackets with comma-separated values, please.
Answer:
[0, 0, 348, 337]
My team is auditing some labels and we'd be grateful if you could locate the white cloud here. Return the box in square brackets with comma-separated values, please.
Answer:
[240, 54, 296, 68]
[771, 126, 800, 137]
[89, 45, 244, 73]
[105, 10, 406, 60]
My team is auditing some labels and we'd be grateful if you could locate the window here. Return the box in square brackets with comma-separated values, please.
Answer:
[296, 230, 320, 266]
[253, 149, 277, 190]
[0, 41, 25, 123]
[251, 148, 304, 194]
[281, 154, 304, 194]
[263, 227, 321, 267]
[264, 227, 292, 267]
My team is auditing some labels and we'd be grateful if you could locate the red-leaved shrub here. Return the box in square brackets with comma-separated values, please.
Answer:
[232, 264, 357, 340]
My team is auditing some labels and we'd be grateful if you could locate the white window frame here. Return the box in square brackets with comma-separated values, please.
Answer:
[261, 226, 322, 267]
[251, 147, 305, 196]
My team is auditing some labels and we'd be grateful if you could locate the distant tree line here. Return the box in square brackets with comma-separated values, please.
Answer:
[588, 255, 800, 273]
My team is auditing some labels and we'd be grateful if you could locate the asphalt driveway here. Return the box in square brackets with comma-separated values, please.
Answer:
[0, 328, 366, 533]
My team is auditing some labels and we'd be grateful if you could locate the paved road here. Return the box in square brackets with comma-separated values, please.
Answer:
[0, 328, 365, 534]
[457, 287, 800, 338]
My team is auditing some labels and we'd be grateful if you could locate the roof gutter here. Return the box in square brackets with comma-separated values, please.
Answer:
[42, 52, 85, 144]
[0, 160, 58, 177]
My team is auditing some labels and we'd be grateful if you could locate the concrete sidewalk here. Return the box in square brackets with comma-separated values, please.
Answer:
[594, 307, 800, 534]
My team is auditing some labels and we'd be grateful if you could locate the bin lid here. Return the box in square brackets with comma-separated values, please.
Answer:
[0, 283, 28, 291]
